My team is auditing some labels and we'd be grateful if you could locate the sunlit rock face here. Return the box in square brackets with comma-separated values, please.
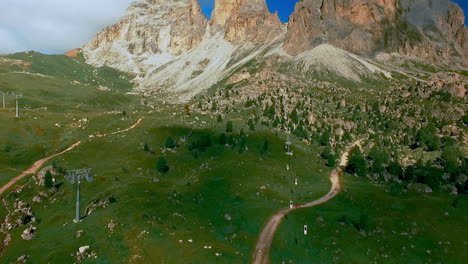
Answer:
[210, 0, 283, 44]
[284, 0, 467, 66]
[80, 0, 467, 102]
[82, 0, 207, 73]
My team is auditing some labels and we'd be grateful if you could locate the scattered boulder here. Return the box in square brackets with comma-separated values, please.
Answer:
[32, 196, 42, 203]
[85, 197, 113, 216]
[440, 184, 458, 195]
[15, 254, 29, 264]
[75, 245, 98, 262]
[228, 69, 251, 84]
[107, 220, 118, 234]
[407, 183, 432, 193]
[308, 113, 316, 125]
[224, 214, 232, 221]
[79, 246, 90, 254]
[76, 230, 84, 238]
[21, 226, 37, 240]
[2, 201, 35, 231]
[427, 72, 467, 98]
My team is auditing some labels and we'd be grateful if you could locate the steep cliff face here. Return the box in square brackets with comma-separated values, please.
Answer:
[80, 0, 467, 102]
[445, 3, 468, 61]
[82, 0, 207, 72]
[211, 0, 282, 43]
[284, 0, 467, 65]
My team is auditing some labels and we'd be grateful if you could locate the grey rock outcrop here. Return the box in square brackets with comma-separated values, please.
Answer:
[82, 0, 207, 73]
[284, 0, 467, 66]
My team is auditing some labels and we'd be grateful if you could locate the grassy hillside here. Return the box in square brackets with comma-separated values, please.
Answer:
[0, 51, 466, 263]
[0, 52, 142, 185]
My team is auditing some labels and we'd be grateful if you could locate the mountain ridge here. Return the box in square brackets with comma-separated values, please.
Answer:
[78, 0, 467, 102]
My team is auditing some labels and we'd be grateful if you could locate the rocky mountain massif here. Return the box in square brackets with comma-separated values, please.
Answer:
[79, 0, 467, 101]
[284, 0, 467, 64]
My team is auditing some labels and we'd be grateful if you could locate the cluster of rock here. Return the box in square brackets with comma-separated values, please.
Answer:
[34, 165, 58, 186]
[14, 254, 29, 264]
[74, 245, 97, 262]
[0, 58, 31, 68]
[84, 197, 112, 216]
[1, 201, 35, 231]
[427, 72, 467, 98]
[107, 219, 119, 235]
[21, 226, 37, 241]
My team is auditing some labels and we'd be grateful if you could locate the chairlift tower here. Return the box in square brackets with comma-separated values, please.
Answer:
[65, 168, 93, 223]
[11, 92, 23, 117]
[285, 132, 293, 171]
[286, 133, 293, 155]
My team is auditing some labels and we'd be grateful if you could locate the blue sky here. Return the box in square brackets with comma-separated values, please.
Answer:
[0, 0, 466, 54]
[199, 0, 300, 22]
[199, 0, 467, 23]
[453, 0, 468, 22]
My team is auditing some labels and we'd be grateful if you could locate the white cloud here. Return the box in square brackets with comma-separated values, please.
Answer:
[0, 0, 135, 54]
[0, 28, 28, 54]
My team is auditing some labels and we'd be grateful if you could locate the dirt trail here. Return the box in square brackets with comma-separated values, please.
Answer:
[108, 118, 144, 135]
[0, 141, 81, 196]
[252, 140, 362, 264]
[0, 118, 144, 197]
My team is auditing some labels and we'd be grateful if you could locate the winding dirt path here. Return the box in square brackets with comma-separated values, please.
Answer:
[252, 140, 362, 264]
[108, 118, 144, 135]
[0, 118, 144, 197]
[0, 141, 81, 196]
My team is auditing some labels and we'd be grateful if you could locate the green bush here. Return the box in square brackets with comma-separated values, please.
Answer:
[327, 154, 337, 167]
[345, 146, 367, 177]
[44, 171, 53, 188]
[226, 121, 233, 133]
[165, 136, 176, 149]
[156, 157, 169, 173]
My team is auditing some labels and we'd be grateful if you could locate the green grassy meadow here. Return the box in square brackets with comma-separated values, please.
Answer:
[0, 52, 466, 264]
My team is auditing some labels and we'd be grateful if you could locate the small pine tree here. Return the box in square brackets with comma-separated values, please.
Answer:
[219, 133, 227, 145]
[156, 157, 169, 173]
[226, 121, 233, 133]
[272, 117, 280, 127]
[416, 123, 440, 151]
[248, 119, 255, 131]
[217, 114, 223, 122]
[143, 143, 150, 151]
[211, 101, 217, 111]
[261, 140, 270, 155]
[320, 130, 331, 146]
[387, 161, 404, 179]
[321, 146, 332, 159]
[44, 171, 53, 188]
[165, 136, 176, 149]
[345, 146, 367, 177]
[290, 109, 299, 123]
[327, 154, 337, 167]
[342, 131, 352, 142]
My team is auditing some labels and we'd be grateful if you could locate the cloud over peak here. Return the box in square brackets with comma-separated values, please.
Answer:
[0, 0, 134, 54]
